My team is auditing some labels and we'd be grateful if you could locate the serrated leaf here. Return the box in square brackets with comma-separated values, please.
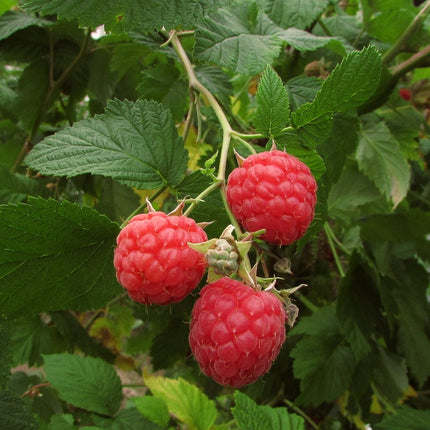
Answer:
[0, 389, 37, 430]
[292, 46, 381, 147]
[195, 4, 282, 75]
[232, 391, 305, 430]
[144, 375, 217, 430]
[0, 197, 121, 319]
[43, 353, 122, 416]
[253, 65, 290, 137]
[24, 99, 189, 190]
[0, 10, 52, 41]
[267, 0, 330, 30]
[132, 396, 170, 428]
[275, 27, 348, 56]
[290, 306, 355, 406]
[23, 0, 230, 32]
[356, 121, 410, 208]
[375, 406, 430, 430]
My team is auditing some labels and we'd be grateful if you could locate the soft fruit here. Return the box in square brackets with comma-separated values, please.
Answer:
[189, 277, 286, 387]
[226, 150, 317, 245]
[114, 211, 207, 305]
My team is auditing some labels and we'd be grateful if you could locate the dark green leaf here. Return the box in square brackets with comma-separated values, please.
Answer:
[24, 0, 230, 32]
[287, 75, 322, 110]
[232, 390, 305, 430]
[137, 63, 188, 122]
[0, 319, 11, 389]
[336, 252, 381, 360]
[292, 46, 381, 147]
[0, 197, 121, 318]
[92, 407, 162, 430]
[356, 120, 411, 208]
[375, 406, 430, 430]
[290, 306, 355, 406]
[24, 99, 189, 190]
[195, 3, 281, 74]
[0, 10, 52, 41]
[253, 65, 290, 137]
[43, 353, 122, 416]
[0, 164, 42, 204]
[267, 0, 330, 30]
[0, 389, 37, 430]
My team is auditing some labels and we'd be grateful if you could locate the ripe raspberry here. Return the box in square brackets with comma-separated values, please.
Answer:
[189, 277, 286, 387]
[226, 150, 317, 245]
[114, 212, 207, 305]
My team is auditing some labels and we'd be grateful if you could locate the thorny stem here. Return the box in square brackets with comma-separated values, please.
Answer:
[283, 398, 319, 430]
[382, 0, 430, 66]
[391, 44, 430, 79]
[183, 181, 222, 217]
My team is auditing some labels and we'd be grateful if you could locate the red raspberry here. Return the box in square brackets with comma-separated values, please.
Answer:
[399, 88, 411, 101]
[226, 150, 317, 245]
[189, 277, 286, 387]
[114, 212, 207, 305]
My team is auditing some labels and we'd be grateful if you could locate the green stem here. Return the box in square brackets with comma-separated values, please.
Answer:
[324, 222, 351, 256]
[382, 0, 430, 65]
[296, 292, 319, 313]
[230, 130, 264, 140]
[183, 181, 221, 217]
[324, 222, 346, 278]
[231, 134, 257, 155]
[283, 399, 319, 430]
[391, 44, 430, 79]
[317, 17, 333, 37]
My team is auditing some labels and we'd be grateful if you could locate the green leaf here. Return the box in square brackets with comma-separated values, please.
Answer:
[275, 27, 348, 56]
[0, 197, 121, 319]
[43, 353, 122, 416]
[267, 0, 330, 30]
[0, 0, 16, 16]
[336, 252, 381, 361]
[356, 120, 411, 208]
[92, 407, 161, 430]
[292, 46, 382, 147]
[24, 0, 230, 32]
[0, 320, 11, 389]
[290, 306, 356, 406]
[232, 391, 305, 430]
[253, 65, 290, 137]
[0, 164, 42, 204]
[287, 75, 322, 110]
[24, 99, 189, 190]
[132, 396, 170, 428]
[144, 375, 218, 430]
[327, 163, 385, 225]
[195, 3, 282, 74]
[375, 406, 430, 430]
[47, 414, 75, 430]
[137, 63, 188, 122]
[0, 389, 37, 430]
[0, 10, 52, 41]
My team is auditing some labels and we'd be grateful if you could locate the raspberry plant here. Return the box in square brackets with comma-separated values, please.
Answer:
[1, 1, 430, 429]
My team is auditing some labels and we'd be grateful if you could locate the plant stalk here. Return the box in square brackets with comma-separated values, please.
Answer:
[382, 0, 430, 65]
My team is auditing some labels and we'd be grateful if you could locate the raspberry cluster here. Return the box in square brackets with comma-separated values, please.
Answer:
[226, 150, 317, 245]
[189, 277, 286, 387]
[114, 211, 207, 305]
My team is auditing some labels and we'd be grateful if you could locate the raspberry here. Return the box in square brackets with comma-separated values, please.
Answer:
[226, 150, 317, 245]
[113, 212, 207, 305]
[189, 277, 286, 387]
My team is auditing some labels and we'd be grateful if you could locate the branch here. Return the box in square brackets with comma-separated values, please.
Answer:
[391, 44, 430, 79]
[382, 0, 430, 66]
